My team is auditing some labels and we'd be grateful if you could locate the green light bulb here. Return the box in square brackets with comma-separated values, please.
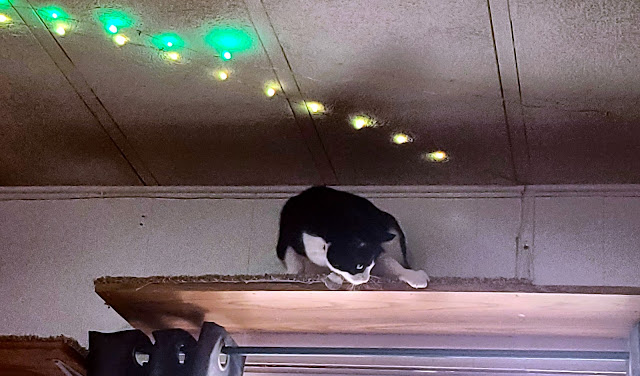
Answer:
[151, 33, 185, 51]
[39, 6, 70, 22]
[205, 28, 254, 58]
[96, 9, 133, 35]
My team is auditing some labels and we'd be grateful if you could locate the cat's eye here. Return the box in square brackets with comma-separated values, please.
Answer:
[356, 264, 364, 270]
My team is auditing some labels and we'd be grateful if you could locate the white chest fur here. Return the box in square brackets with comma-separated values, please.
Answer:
[302, 232, 329, 266]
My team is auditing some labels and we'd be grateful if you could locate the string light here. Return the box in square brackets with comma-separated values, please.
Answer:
[113, 34, 128, 46]
[7, 6, 438, 158]
[152, 33, 185, 51]
[96, 9, 133, 35]
[306, 101, 325, 114]
[205, 28, 254, 60]
[425, 150, 449, 162]
[54, 24, 67, 36]
[350, 115, 375, 130]
[39, 6, 69, 22]
[216, 70, 229, 81]
[264, 82, 280, 97]
[165, 51, 180, 61]
[392, 133, 413, 144]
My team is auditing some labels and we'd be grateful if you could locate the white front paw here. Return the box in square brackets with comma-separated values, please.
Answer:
[399, 269, 430, 289]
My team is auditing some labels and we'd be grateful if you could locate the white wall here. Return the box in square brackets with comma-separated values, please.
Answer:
[1, 185, 639, 346]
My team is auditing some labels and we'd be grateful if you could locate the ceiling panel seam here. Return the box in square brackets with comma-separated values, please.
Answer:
[487, 0, 531, 184]
[243, 0, 339, 185]
[9, 0, 158, 186]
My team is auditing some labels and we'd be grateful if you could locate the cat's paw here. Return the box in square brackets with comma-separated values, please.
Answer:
[399, 269, 430, 289]
[322, 273, 343, 290]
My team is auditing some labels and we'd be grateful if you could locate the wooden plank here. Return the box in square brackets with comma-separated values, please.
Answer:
[95, 276, 640, 339]
[0, 336, 86, 376]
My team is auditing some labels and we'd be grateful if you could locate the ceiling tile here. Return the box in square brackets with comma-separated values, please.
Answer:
[512, 0, 640, 183]
[0, 15, 142, 185]
[35, 0, 321, 185]
[263, 0, 515, 185]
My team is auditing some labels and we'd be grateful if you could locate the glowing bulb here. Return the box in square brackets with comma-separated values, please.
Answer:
[350, 115, 375, 130]
[425, 150, 449, 162]
[306, 101, 324, 114]
[0, 14, 9, 23]
[222, 51, 232, 60]
[97, 9, 134, 35]
[55, 25, 66, 36]
[113, 34, 128, 46]
[40, 7, 69, 22]
[166, 41, 173, 47]
[217, 70, 228, 80]
[264, 82, 280, 97]
[392, 133, 413, 145]
[166, 52, 180, 61]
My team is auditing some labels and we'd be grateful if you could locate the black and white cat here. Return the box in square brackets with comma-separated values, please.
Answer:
[276, 186, 429, 289]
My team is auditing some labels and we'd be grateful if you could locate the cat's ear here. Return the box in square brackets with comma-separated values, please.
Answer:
[380, 232, 396, 242]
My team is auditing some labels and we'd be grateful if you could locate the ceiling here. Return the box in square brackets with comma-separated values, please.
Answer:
[1, 0, 639, 186]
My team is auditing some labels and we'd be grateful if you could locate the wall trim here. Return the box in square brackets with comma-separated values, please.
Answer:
[1, 185, 640, 201]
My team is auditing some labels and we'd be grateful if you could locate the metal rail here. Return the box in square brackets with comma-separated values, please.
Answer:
[222, 347, 629, 361]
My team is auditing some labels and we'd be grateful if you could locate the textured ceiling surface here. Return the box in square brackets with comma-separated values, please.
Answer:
[0, 0, 638, 186]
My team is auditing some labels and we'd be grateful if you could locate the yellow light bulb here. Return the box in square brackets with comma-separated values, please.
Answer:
[350, 115, 375, 130]
[217, 71, 228, 81]
[0, 14, 10, 23]
[392, 133, 412, 145]
[55, 25, 66, 36]
[425, 150, 448, 162]
[113, 34, 128, 46]
[264, 82, 280, 97]
[306, 101, 324, 114]
[166, 52, 180, 61]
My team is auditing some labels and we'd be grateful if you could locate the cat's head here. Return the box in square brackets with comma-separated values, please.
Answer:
[326, 231, 396, 285]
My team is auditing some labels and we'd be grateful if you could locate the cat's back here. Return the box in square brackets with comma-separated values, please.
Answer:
[282, 186, 382, 222]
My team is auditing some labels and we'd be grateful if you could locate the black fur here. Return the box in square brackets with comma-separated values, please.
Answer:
[276, 186, 408, 274]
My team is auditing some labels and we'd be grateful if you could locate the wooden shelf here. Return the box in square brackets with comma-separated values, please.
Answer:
[95, 275, 640, 339]
[0, 336, 86, 375]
